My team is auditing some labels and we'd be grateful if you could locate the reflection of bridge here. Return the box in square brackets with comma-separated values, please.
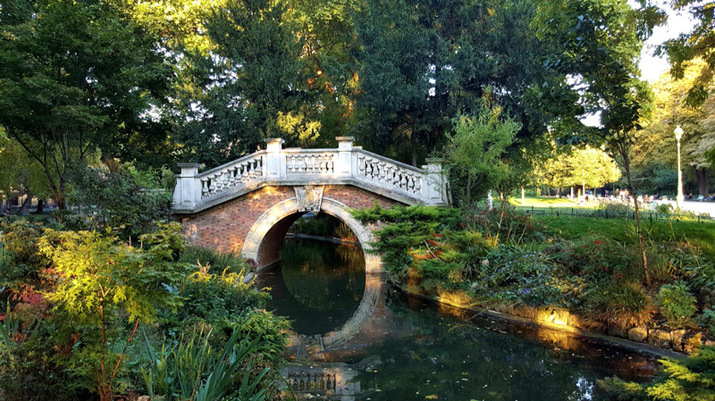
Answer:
[172, 137, 447, 271]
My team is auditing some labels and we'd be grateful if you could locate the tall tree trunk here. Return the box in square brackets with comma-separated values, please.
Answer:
[410, 132, 418, 167]
[622, 151, 650, 286]
[34, 199, 44, 214]
[696, 168, 709, 196]
[16, 191, 33, 215]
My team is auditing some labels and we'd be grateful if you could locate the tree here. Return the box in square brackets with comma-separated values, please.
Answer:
[536, 0, 657, 285]
[535, 145, 622, 193]
[0, 0, 171, 208]
[443, 105, 521, 206]
[632, 60, 714, 196]
[353, 0, 570, 166]
[170, 0, 319, 168]
[659, 0, 715, 106]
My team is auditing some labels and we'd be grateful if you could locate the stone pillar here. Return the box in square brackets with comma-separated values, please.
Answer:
[423, 158, 447, 206]
[263, 138, 285, 180]
[174, 163, 202, 209]
[336, 136, 354, 177]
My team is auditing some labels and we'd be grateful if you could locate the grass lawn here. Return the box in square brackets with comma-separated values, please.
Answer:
[535, 215, 715, 260]
[510, 196, 599, 209]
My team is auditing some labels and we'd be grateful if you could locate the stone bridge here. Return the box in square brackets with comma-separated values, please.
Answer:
[173, 137, 448, 273]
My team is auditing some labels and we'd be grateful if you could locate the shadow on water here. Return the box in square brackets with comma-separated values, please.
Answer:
[259, 239, 661, 401]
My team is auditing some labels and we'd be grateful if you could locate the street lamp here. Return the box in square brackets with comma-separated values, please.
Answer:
[674, 126, 684, 209]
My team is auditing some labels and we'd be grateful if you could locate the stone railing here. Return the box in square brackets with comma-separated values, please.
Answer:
[173, 137, 447, 212]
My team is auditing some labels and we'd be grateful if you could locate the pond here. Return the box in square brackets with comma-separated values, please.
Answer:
[258, 238, 661, 401]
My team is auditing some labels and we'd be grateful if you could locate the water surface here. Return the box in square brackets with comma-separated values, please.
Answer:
[260, 239, 659, 400]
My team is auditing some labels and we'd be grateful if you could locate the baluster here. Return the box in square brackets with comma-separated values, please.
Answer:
[415, 176, 422, 192]
[256, 157, 263, 176]
[201, 178, 209, 197]
[378, 161, 386, 180]
[219, 171, 229, 191]
[288, 155, 295, 173]
[358, 155, 366, 174]
[207, 175, 216, 194]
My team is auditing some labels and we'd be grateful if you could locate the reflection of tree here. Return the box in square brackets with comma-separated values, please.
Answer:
[352, 294, 655, 401]
[280, 240, 365, 311]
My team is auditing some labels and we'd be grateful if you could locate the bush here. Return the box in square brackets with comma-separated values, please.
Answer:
[656, 281, 697, 328]
[599, 346, 715, 401]
[179, 246, 249, 274]
[582, 281, 654, 327]
[594, 200, 632, 218]
[67, 166, 172, 238]
[700, 309, 715, 336]
[0, 307, 84, 401]
[0, 220, 52, 305]
[461, 205, 536, 244]
[470, 245, 582, 308]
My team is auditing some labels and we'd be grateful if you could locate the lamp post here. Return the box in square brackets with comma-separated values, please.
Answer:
[674, 126, 684, 209]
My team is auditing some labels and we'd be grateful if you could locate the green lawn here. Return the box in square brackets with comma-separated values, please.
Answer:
[534, 215, 715, 260]
[510, 196, 599, 209]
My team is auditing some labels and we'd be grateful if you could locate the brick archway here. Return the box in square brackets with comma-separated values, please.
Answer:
[241, 197, 382, 273]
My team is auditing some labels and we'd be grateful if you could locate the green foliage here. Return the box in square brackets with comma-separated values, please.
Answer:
[178, 246, 249, 275]
[142, 328, 271, 401]
[0, 220, 49, 302]
[656, 281, 698, 328]
[0, 306, 83, 401]
[583, 281, 654, 327]
[38, 224, 186, 399]
[0, 0, 173, 208]
[461, 205, 537, 245]
[67, 166, 172, 238]
[470, 245, 582, 308]
[699, 309, 715, 337]
[443, 107, 521, 206]
[601, 346, 715, 401]
[173, 268, 269, 331]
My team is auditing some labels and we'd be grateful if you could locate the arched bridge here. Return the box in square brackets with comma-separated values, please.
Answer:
[173, 137, 448, 272]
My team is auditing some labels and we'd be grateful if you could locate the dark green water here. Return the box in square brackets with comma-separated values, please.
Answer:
[260, 239, 660, 401]
[258, 239, 366, 335]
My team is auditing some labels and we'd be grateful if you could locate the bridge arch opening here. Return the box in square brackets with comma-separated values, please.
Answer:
[243, 196, 384, 347]
[241, 197, 382, 274]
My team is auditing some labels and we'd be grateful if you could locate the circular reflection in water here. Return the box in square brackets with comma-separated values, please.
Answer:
[258, 238, 366, 335]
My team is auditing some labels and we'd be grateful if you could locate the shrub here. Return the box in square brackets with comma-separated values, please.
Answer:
[593, 200, 631, 218]
[700, 309, 715, 336]
[599, 346, 715, 401]
[1, 303, 91, 401]
[461, 205, 536, 244]
[0, 220, 53, 306]
[38, 224, 186, 401]
[67, 166, 172, 238]
[656, 281, 697, 328]
[179, 246, 249, 274]
[582, 281, 654, 327]
[470, 245, 582, 308]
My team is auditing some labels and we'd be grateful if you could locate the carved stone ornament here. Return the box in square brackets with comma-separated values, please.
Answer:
[294, 185, 325, 212]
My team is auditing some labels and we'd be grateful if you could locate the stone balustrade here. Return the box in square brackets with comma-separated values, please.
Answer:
[173, 137, 447, 213]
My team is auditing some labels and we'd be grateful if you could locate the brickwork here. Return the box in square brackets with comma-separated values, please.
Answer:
[179, 185, 399, 261]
